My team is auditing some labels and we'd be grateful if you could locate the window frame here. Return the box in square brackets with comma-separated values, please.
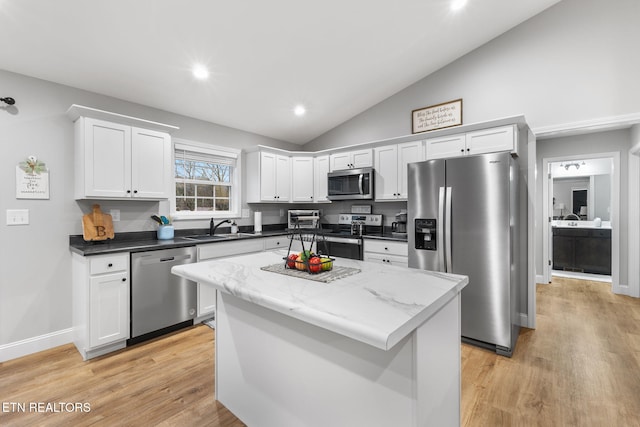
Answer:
[171, 138, 242, 220]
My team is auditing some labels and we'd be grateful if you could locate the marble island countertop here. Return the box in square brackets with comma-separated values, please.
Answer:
[172, 250, 468, 351]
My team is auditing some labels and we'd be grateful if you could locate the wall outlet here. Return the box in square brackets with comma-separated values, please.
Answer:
[110, 209, 121, 221]
[6, 209, 29, 225]
[279, 209, 284, 217]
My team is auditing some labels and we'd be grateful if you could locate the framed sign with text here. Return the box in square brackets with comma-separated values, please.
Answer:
[411, 99, 463, 134]
[16, 156, 50, 199]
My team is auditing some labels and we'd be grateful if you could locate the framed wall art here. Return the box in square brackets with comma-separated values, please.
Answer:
[16, 155, 50, 199]
[412, 99, 463, 134]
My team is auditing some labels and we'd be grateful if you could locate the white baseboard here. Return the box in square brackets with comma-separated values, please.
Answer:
[0, 328, 74, 362]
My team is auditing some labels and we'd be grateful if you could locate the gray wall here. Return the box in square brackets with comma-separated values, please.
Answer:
[0, 69, 296, 347]
[303, 0, 640, 151]
[536, 129, 631, 283]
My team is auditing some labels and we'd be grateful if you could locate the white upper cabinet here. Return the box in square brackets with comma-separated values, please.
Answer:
[329, 148, 373, 171]
[374, 140, 423, 200]
[291, 156, 315, 202]
[246, 150, 291, 203]
[426, 125, 517, 160]
[69, 106, 176, 200]
[130, 127, 172, 199]
[424, 134, 466, 160]
[313, 155, 330, 203]
[465, 125, 516, 156]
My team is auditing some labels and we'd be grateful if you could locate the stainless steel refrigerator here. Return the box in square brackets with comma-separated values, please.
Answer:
[407, 151, 524, 356]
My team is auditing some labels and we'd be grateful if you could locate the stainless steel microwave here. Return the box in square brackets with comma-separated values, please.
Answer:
[327, 167, 374, 200]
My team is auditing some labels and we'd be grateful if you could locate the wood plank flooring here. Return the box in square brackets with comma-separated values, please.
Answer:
[1, 276, 639, 426]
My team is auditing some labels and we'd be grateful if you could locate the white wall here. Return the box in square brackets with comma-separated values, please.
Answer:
[0, 70, 296, 356]
[304, 0, 640, 151]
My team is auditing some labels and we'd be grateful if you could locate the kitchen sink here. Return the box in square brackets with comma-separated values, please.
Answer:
[182, 235, 229, 241]
[182, 233, 255, 242]
[217, 233, 256, 238]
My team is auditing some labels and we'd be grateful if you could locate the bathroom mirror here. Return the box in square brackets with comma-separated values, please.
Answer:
[553, 172, 611, 221]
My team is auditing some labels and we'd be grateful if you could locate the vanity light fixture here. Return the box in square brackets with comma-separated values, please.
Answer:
[561, 161, 586, 171]
[192, 64, 210, 80]
[293, 105, 306, 117]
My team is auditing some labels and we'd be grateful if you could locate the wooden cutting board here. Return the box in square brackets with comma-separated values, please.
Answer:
[82, 204, 115, 241]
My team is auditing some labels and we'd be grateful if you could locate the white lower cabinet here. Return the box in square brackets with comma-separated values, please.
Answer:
[363, 239, 408, 267]
[72, 252, 130, 360]
[196, 239, 266, 318]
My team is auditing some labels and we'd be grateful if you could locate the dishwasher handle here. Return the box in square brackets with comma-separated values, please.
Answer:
[137, 253, 193, 266]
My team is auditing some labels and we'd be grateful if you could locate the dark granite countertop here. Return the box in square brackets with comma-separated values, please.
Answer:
[69, 225, 289, 256]
[362, 232, 408, 242]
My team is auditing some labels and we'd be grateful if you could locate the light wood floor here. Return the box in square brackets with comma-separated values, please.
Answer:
[1, 277, 639, 426]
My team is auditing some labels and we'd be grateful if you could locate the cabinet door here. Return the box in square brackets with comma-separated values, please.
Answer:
[89, 271, 129, 348]
[363, 252, 408, 268]
[351, 149, 373, 168]
[313, 155, 330, 202]
[198, 283, 216, 316]
[330, 152, 352, 171]
[466, 125, 515, 156]
[84, 118, 132, 198]
[374, 145, 399, 200]
[259, 152, 278, 201]
[425, 134, 466, 160]
[131, 127, 171, 199]
[291, 156, 314, 202]
[397, 141, 424, 199]
[552, 235, 574, 271]
[275, 154, 291, 202]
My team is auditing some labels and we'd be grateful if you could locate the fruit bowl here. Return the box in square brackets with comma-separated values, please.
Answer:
[284, 253, 334, 274]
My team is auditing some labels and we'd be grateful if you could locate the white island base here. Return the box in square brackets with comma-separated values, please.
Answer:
[217, 291, 460, 427]
[171, 251, 467, 427]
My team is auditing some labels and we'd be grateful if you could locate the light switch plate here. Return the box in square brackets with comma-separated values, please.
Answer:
[7, 209, 29, 225]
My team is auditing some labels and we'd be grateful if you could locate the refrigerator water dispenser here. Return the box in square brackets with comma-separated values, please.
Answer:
[415, 218, 437, 250]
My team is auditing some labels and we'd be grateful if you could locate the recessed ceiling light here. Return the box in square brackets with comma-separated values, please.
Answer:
[450, 0, 467, 12]
[192, 64, 210, 80]
[294, 105, 306, 116]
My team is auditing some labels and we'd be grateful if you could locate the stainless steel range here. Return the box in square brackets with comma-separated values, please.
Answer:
[319, 214, 382, 260]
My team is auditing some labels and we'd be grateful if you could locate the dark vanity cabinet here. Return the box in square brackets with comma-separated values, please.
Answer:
[552, 227, 611, 275]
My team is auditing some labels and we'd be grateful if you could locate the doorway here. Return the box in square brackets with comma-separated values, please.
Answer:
[542, 152, 620, 292]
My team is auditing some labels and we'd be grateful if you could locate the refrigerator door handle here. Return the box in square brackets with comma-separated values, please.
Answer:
[444, 186, 453, 272]
[438, 187, 446, 271]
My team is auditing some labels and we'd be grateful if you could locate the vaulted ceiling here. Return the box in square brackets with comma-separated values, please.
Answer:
[0, 0, 560, 143]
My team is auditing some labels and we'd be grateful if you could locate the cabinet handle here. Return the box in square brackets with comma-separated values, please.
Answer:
[134, 190, 138, 194]
[122, 278, 126, 282]
[127, 190, 131, 194]
[460, 149, 464, 153]
[466, 148, 470, 152]
[384, 247, 388, 251]
[108, 263, 113, 267]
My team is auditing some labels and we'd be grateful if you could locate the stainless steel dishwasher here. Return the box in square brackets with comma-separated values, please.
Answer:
[129, 246, 197, 344]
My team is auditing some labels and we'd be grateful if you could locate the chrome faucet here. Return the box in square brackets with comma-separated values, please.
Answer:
[210, 219, 231, 235]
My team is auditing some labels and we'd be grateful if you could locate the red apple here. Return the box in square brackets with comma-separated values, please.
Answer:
[308, 256, 322, 274]
[286, 253, 298, 268]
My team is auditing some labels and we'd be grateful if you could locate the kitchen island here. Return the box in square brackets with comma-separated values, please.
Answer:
[171, 250, 468, 427]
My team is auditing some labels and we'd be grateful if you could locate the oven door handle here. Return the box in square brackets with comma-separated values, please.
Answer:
[323, 236, 362, 245]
